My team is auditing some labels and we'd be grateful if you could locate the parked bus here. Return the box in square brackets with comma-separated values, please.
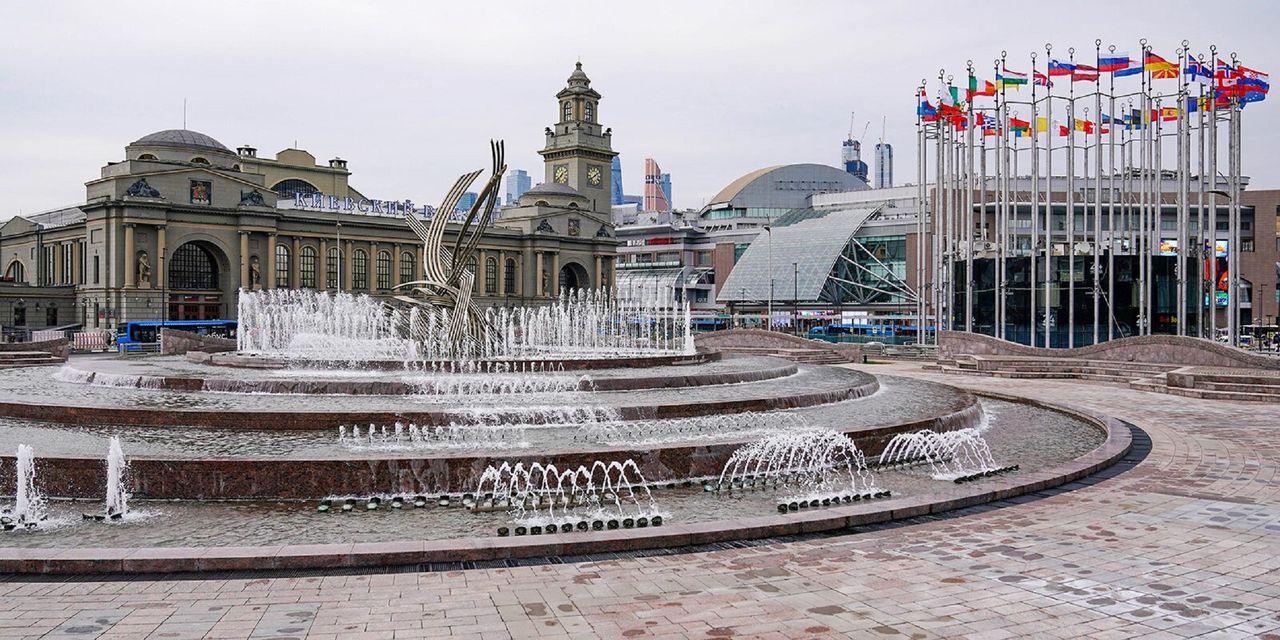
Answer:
[116, 320, 237, 352]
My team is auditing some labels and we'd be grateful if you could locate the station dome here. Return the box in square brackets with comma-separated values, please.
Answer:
[130, 129, 231, 153]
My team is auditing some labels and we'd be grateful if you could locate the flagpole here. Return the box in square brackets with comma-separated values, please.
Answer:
[1176, 41, 1190, 338]
[916, 82, 925, 345]
[1194, 55, 1206, 338]
[1066, 47, 1078, 348]
[1138, 40, 1150, 336]
[994, 56, 1006, 340]
[1107, 45, 1118, 342]
[1154, 94, 1164, 336]
[1228, 52, 1241, 347]
[1029, 51, 1040, 348]
[1208, 45, 1218, 341]
[1093, 39, 1104, 345]
[935, 71, 946, 343]
[1042, 44, 1054, 346]
[964, 62, 976, 333]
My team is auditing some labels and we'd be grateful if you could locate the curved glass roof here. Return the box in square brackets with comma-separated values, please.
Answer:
[717, 205, 882, 303]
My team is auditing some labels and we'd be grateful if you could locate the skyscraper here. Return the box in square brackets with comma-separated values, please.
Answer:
[456, 191, 478, 212]
[505, 169, 531, 205]
[874, 143, 893, 189]
[643, 158, 670, 212]
[841, 137, 868, 182]
[659, 172, 672, 210]
[610, 157, 624, 205]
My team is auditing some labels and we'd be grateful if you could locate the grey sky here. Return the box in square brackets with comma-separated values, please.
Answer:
[2, 0, 1277, 217]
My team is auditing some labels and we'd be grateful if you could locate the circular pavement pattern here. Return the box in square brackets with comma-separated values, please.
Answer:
[1, 361, 1278, 639]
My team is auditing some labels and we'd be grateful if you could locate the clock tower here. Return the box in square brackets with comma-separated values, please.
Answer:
[539, 62, 617, 216]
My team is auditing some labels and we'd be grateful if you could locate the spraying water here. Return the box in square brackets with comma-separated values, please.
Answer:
[472, 460, 658, 523]
[105, 436, 129, 517]
[10, 444, 45, 527]
[878, 428, 998, 480]
[716, 429, 879, 502]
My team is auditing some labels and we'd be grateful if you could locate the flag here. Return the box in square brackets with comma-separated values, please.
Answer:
[1184, 96, 1208, 113]
[917, 89, 939, 122]
[1009, 117, 1031, 137]
[1154, 107, 1179, 122]
[1034, 71, 1053, 87]
[998, 67, 1027, 89]
[1185, 58, 1212, 83]
[967, 76, 996, 100]
[1146, 51, 1178, 79]
[1048, 59, 1077, 76]
[1072, 64, 1099, 82]
[1238, 65, 1270, 94]
[1114, 58, 1144, 77]
[1099, 51, 1130, 73]
[1073, 118, 1096, 134]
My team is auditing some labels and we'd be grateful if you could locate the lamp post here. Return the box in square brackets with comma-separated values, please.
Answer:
[765, 224, 773, 331]
[792, 261, 799, 335]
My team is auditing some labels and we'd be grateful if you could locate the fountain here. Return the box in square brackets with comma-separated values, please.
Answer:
[715, 429, 884, 509]
[472, 460, 658, 526]
[3, 444, 44, 530]
[104, 436, 129, 519]
[878, 428, 1017, 482]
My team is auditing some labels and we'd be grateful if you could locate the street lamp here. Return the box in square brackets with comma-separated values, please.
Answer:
[765, 224, 773, 331]
[792, 261, 799, 335]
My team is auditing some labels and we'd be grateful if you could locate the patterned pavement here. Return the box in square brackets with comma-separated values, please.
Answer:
[2, 362, 1279, 639]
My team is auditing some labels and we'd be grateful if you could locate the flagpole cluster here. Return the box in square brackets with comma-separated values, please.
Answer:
[914, 40, 1268, 347]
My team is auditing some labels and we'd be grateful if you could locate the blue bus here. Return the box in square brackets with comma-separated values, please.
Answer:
[116, 320, 237, 351]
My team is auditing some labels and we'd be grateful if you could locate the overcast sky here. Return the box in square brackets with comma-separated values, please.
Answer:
[2, 0, 1277, 217]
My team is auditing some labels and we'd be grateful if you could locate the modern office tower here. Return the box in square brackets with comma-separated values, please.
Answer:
[611, 157, 624, 205]
[644, 158, 671, 212]
[874, 143, 893, 189]
[660, 172, 672, 210]
[456, 191, 478, 212]
[505, 169, 531, 205]
[842, 137, 868, 182]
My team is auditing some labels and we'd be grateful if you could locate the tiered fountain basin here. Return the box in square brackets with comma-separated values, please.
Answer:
[0, 351, 1130, 574]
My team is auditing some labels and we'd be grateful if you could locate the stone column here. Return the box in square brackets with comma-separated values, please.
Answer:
[498, 250, 507, 296]
[265, 233, 277, 290]
[371, 241, 380, 290]
[123, 224, 136, 288]
[344, 240, 354, 290]
[594, 255, 602, 291]
[550, 252, 560, 298]
[393, 243, 401, 288]
[535, 252, 545, 297]
[238, 231, 250, 290]
[291, 237, 301, 289]
[156, 226, 166, 290]
[415, 245, 424, 281]
[479, 249, 488, 296]
[319, 239, 328, 289]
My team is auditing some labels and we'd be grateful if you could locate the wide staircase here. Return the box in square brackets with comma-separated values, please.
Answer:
[0, 350, 66, 369]
[935, 354, 1279, 402]
[713, 345, 850, 365]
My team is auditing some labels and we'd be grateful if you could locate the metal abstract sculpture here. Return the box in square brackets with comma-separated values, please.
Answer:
[392, 141, 507, 355]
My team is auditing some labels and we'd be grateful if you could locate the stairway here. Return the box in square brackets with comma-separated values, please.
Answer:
[0, 351, 66, 369]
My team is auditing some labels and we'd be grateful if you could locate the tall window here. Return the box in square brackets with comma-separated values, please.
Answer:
[78, 241, 86, 283]
[464, 257, 477, 287]
[400, 251, 415, 284]
[93, 255, 100, 284]
[275, 244, 290, 288]
[300, 246, 316, 288]
[169, 242, 219, 290]
[326, 248, 340, 289]
[61, 245, 72, 284]
[562, 101, 571, 121]
[353, 249, 368, 289]
[376, 250, 391, 290]
[4, 261, 24, 283]
[485, 257, 497, 294]
[504, 258, 516, 295]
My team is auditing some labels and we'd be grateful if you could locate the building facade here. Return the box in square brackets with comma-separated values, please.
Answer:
[505, 169, 531, 206]
[0, 63, 619, 332]
[874, 143, 893, 189]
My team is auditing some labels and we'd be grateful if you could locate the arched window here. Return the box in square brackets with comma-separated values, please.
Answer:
[353, 249, 368, 289]
[465, 256, 477, 278]
[271, 179, 319, 200]
[400, 251, 415, 284]
[300, 246, 316, 288]
[137, 154, 157, 161]
[326, 248, 340, 289]
[190, 157, 209, 165]
[562, 101, 571, 121]
[484, 257, 497, 295]
[585, 101, 594, 122]
[504, 258, 517, 295]
[169, 242, 219, 290]
[376, 250, 391, 290]
[4, 261, 25, 284]
[275, 244, 290, 288]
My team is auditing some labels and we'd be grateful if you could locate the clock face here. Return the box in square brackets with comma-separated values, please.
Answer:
[587, 166, 602, 187]
[554, 165, 569, 184]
